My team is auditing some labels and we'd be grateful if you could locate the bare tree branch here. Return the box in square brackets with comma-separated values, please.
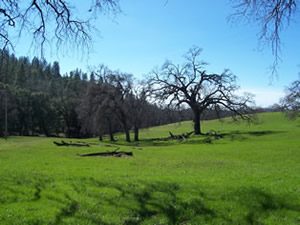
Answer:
[229, 0, 298, 76]
[0, 0, 120, 56]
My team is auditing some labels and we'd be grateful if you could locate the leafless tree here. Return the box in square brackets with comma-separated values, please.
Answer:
[87, 65, 133, 142]
[230, 0, 298, 74]
[148, 47, 255, 135]
[79, 81, 118, 141]
[0, 0, 119, 55]
[281, 79, 300, 118]
[127, 84, 150, 141]
[104, 72, 133, 142]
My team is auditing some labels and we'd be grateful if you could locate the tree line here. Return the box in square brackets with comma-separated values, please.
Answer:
[0, 50, 193, 141]
[0, 47, 259, 141]
[1, 47, 297, 142]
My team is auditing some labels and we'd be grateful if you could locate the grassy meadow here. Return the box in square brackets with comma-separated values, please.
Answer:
[0, 112, 299, 225]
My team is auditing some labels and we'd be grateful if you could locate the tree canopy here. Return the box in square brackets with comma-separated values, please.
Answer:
[148, 47, 254, 135]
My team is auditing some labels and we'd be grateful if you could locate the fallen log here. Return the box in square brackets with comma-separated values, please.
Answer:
[148, 131, 194, 142]
[168, 131, 194, 140]
[53, 140, 90, 147]
[205, 130, 223, 139]
[79, 150, 133, 157]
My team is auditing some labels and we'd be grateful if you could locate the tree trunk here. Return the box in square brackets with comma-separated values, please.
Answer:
[108, 120, 115, 142]
[119, 111, 131, 142]
[134, 126, 139, 142]
[109, 132, 115, 142]
[192, 108, 201, 135]
[99, 135, 103, 141]
[125, 129, 131, 142]
[41, 121, 50, 137]
[4, 91, 8, 137]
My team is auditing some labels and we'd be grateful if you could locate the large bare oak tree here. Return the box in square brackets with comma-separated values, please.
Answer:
[149, 47, 254, 135]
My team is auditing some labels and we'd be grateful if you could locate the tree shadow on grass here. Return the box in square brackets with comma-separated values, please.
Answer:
[72, 179, 217, 225]
[110, 139, 179, 147]
[227, 130, 284, 137]
[0, 176, 49, 204]
[123, 183, 216, 225]
[51, 194, 80, 225]
[223, 130, 286, 142]
[1, 175, 299, 225]
[100, 130, 286, 148]
[73, 178, 300, 225]
[137, 130, 286, 147]
[236, 188, 300, 225]
[183, 130, 286, 145]
[66, 178, 299, 225]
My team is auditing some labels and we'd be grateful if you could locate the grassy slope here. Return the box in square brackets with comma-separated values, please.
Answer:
[0, 112, 299, 225]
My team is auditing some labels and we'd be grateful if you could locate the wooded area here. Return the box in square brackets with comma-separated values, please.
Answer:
[0, 50, 195, 140]
[0, 48, 262, 141]
[0, 0, 299, 142]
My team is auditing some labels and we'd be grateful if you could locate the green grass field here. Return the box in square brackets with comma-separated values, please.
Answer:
[0, 112, 299, 225]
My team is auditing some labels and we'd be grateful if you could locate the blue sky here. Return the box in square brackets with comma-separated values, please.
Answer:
[16, 0, 300, 107]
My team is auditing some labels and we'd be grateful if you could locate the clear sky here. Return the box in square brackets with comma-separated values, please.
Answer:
[15, 0, 300, 107]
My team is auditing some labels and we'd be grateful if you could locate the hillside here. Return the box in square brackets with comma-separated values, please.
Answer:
[0, 112, 299, 225]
